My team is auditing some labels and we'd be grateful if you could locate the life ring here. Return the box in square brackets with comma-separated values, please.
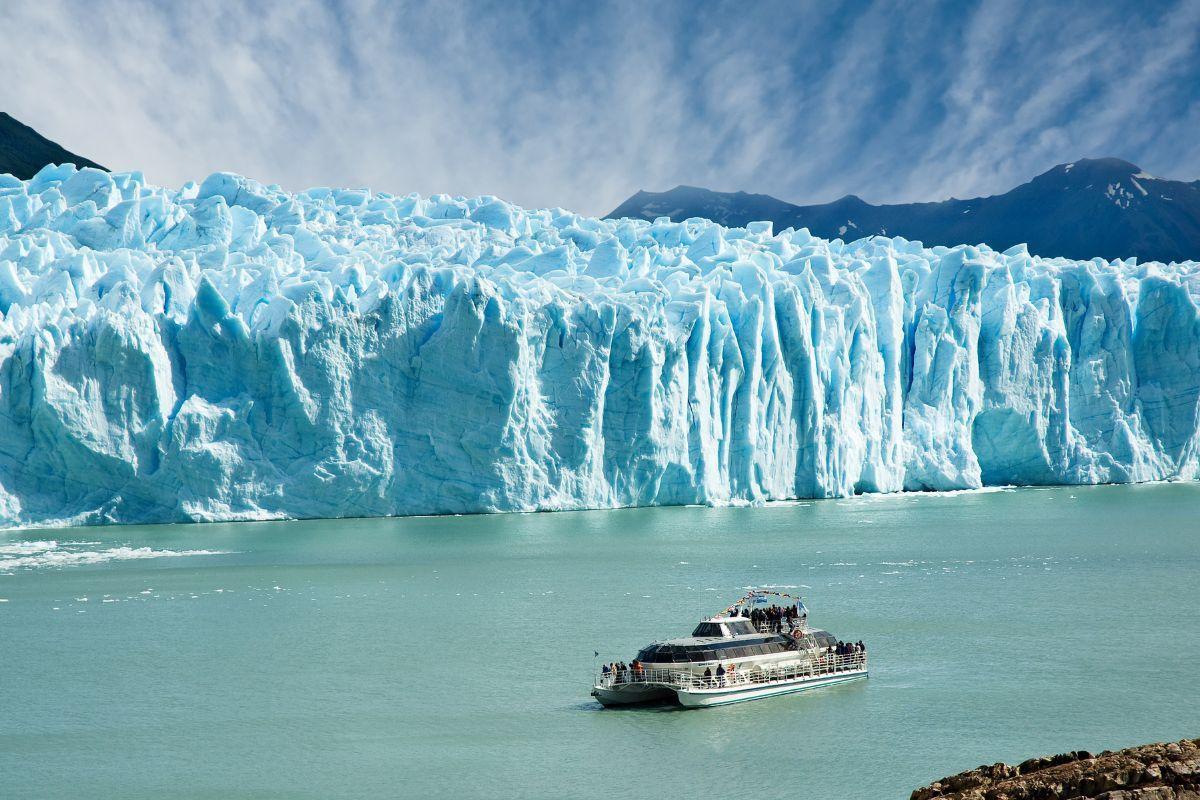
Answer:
[791, 629, 803, 640]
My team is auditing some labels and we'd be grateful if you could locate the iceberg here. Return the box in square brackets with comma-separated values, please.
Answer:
[0, 164, 1197, 528]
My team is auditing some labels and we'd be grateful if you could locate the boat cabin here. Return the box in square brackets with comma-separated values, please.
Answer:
[690, 617, 757, 638]
[634, 615, 807, 665]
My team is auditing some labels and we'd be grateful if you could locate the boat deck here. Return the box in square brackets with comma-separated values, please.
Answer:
[595, 651, 867, 693]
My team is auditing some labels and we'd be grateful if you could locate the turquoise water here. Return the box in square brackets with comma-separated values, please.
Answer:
[2, 484, 1198, 799]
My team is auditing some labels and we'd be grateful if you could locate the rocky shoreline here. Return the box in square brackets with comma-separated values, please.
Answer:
[912, 738, 1200, 799]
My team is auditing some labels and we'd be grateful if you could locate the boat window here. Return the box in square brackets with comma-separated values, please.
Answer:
[726, 620, 755, 636]
[812, 631, 837, 648]
[691, 622, 724, 638]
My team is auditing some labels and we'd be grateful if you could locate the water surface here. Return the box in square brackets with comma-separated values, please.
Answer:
[2, 484, 1198, 799]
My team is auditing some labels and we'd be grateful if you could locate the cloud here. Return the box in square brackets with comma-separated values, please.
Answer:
[2, 0, 1198, 215]
[896, 0, 1200, 202]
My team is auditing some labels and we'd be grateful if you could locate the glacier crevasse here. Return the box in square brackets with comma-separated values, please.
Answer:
[0, 164, 1197, 527]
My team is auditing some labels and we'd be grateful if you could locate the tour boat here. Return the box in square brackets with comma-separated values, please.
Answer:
[591, 590, 867, 708]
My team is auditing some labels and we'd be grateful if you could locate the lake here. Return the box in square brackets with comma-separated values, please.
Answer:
[2, 483, 1198, 799]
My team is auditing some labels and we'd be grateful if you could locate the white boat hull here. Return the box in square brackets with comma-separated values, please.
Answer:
[591, 682, 676, 706]
[592, 666, 867, 708]
[674, 667, 867, 707]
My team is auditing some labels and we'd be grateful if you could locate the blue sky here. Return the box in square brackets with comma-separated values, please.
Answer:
[4, 0, 1200, 215]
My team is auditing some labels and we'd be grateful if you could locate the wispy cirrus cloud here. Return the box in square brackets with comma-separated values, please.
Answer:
[2, 0, 1198, 215]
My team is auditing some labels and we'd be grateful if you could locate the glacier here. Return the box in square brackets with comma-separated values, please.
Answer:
[0, 163, 1198, 528]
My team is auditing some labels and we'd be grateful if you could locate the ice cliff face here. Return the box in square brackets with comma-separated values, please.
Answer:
[0, 164, 1198, 527]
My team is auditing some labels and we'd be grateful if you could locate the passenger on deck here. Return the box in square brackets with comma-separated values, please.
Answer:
[716, 663, 726, 687]
[702, 666, 712, 686]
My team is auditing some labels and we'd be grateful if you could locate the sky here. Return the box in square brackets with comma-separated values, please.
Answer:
[3, 0, 1200, 216]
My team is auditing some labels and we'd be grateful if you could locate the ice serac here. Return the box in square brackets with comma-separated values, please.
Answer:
[0, 165, 1198, 528]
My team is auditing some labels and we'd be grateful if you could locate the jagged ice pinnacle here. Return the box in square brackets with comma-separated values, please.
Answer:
[0, 164, 1198, 527]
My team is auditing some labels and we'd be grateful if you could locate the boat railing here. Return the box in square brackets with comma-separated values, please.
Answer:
[595, 652, 867, 691]
[751, 620, 805, 635]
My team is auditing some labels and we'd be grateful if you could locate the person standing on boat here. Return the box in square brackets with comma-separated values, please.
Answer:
[716, 664, 726, 687]
[702, 667, 712, 687]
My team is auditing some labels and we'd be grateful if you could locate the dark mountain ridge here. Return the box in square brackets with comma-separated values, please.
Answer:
[0, 112, 105, 180]
[608, 158, 1200, 263]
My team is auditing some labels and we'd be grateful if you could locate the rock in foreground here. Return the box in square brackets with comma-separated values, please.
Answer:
[912, 737, 1200, 799]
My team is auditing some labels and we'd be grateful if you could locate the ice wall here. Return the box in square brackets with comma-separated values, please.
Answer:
[0, 165, 1197, 527]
